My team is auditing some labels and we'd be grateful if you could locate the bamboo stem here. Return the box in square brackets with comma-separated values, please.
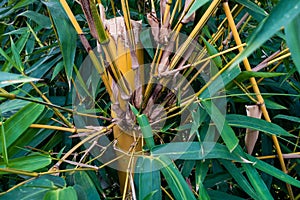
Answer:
[223, 2, 294, 199]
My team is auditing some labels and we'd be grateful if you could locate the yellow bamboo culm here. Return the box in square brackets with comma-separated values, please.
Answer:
[222, 2, 294, 199]
[102, 17, 144, 196]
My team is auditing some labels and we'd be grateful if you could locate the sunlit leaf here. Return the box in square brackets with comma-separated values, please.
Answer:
[43, 186, 77, 200]
[0, 153, 51, 173]
[0, 103, 44, 151]
[0, 72, 40, 88]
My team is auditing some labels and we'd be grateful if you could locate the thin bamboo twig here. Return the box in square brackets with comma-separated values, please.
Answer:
[161, 186, 174, 200]
[252, 50, 281, 72]
[0, 177, 35, 195]
[0, 93, 111, 121]
[49, 123, 115, 170]
[169, 0, 221, 71]
[28, 81, 74, 128]
[257, 152, 300, 160]
[223, 2, 294, 199]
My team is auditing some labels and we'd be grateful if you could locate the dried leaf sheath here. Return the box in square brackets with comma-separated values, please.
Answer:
[245, 105, 262, 155]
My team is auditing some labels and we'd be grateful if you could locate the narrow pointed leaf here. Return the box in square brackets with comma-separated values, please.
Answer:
[226, 114, 293, 137]
[201, 36, 222, 68]
[0, 103, 45, 151]
[231, 1, 300, 69]
[0, 153, 51, 173]
[273, 114, 300, 123]
[73, 171, 100, 200]
[156, 155, 196, 200]
[44, 0, 76, 83]
[234, 0, 268, 19]
[43, 186, 77, 200]
[18, 10, 51, 28]
[201, 100, 239, 152]
[241, 162, 273, 200]
[0, 72, 40, 88]
[286, 14, 300, 74]
[246, 154, 300, 188]
[10, 37, 24, 72]
[222, 160, 258, 199]
[151, 142, 243, 161]
[135, 157, 162, 200]
[185, 0, 210, 20]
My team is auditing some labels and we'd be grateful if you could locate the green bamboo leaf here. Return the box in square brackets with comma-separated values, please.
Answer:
[0, 114, 8, 165]
[201, 36, 222, 68]
[228, 145, 273, 200]
[185, 0, 210, 19]
[286, 14, 300, 74]
[0, 153, 51, 173]
[73, 171, 101, 200]
[181, 160, 195, 178]
[0, 178, 56, 200]
[73, 185, 88, 200]
[0, 103, 45, 151]
[51, 61, 64, 81]
[151, 142, 243, 161]
[196, 160, 209, 183]
[226, 114, 293, 137]
[13, 0, 35, 10]
[0, 47, 18, 70]
[0, 72, 40, 88]
[221, 160, 258, 199]
[0, 175, 67, 199]
[79, 0, 109, 43]
[200, 64, 241, 98]
[231, 1, 300, 70]
[43, 186, 78, 200]
[18, 10, 51, 28]
[10, 37, 24, 72]
[264, 99, 287, 110]
[247, 154, 300, 188]
[235, 71, 286, 82]
[234, 0, 268, 19]
[195, 161, 210, 199]
[89, 0, 109, 43]
[241, 161, 273, 200]
[140, 29, 154, 58]
[156, 155, 196, 200]
[273, 114, 300, 123]
[8, 110, 54, 158]
[135, 157, 162, 200]
[44, 0, 76, 84]
[130, 104, 155, 149]
[206, 190, 245, 200]
[201, 100, 239, 152]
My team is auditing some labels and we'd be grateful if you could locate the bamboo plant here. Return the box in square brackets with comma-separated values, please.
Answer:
[1, 0, 300, 199]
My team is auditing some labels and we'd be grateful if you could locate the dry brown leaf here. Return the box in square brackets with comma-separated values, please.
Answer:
[181, 0, 196, 24]
[147, 13, 160, 42]
[245, 105, 262, 155]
